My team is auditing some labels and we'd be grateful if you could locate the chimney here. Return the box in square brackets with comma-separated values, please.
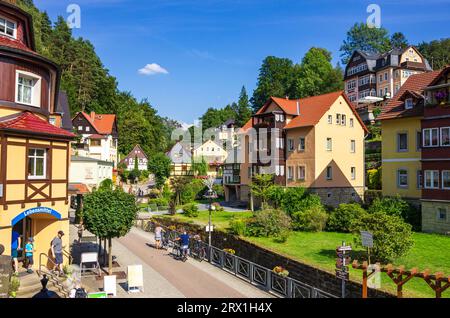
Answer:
[296, 99, 300, 115]
[285, 96, 289, 100]
[90, 112, 96, 120]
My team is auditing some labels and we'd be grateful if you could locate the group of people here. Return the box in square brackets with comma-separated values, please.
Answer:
[154, 224, 191, 258]
[10, 230, 67, 277]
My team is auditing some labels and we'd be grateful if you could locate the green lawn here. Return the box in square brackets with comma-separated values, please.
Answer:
[158, 211, 450, 298]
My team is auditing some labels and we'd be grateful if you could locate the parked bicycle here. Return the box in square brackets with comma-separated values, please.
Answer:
[191, 235, 207, 262]
[172, 240, 188, 262]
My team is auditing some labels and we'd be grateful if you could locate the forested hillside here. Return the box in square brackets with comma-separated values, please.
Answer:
[17, 0, 178, 157]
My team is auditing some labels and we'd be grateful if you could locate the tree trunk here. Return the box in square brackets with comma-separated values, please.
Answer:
[108, 238, 113, 275]
[103, 239, 107, 266]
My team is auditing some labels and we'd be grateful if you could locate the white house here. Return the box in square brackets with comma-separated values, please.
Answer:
[69, 156, 114, 190]
[120, 144, 148, 171]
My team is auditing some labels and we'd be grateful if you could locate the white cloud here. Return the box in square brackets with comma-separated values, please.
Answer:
[138, 63, 169, 76]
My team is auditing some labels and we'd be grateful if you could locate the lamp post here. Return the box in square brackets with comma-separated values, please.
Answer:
[203, 176, 218, 247]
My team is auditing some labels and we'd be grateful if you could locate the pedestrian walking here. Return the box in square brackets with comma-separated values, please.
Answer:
[154, 224, 163, 249]
[11, 230, 21, 276]
[51, 231, 65, 276]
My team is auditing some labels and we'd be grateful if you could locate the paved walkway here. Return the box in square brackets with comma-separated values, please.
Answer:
[69, 224, 271, 298]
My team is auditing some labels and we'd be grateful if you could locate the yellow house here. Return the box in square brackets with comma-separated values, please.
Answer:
[238, 91, 367, 207]
[0, 1, 75, 267]
[378, 70, 441, 200]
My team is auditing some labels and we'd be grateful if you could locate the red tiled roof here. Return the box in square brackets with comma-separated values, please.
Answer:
[378, 70, 442, 121]
[68, 183, 90, 195]
[0, 111, 75, 138]
[87, 134, 106, 140]
[241, 91, 367, 132]
[79, 112, 116, 135]
[0, 35, 34, 53]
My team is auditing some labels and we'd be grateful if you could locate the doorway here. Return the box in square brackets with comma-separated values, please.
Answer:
[11, 217, 32, 261]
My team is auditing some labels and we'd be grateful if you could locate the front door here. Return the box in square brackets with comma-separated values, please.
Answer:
[11, 217, 32, 261]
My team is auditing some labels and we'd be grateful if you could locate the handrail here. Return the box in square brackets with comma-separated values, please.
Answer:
[62, 249, 73, 265]
[143, 221, 338, 298]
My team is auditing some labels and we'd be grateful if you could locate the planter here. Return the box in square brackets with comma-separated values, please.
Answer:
[273, 266, 289, 277]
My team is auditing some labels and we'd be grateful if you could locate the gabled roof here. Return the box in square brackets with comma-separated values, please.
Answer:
[55, 91, 73, 132]
[243, 91, 367, 133]
[76, 112, 117, 135]
[0, 111, 75, 139]
[378, 70, 442, 121]
[120, 145, 148, 164]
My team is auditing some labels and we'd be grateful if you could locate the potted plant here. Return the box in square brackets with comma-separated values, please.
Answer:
[223, 248, 236, 255]
[9, 276, 20, 298]
[273, 266, 289, 277]
[434, 90, 448, 105]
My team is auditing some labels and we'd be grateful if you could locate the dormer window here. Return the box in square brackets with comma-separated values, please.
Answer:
[0, 16, 16, 38]
[16, 71, 42, 107]
[405, 98, 414, 109]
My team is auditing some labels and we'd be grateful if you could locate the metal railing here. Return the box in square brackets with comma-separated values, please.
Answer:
[142, 221, 337, 298]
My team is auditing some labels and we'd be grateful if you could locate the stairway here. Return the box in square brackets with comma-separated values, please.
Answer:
[16, 269, 69, 298]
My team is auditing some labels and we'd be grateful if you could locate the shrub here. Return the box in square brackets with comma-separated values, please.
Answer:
[368, 196, 421, 231]
[367, 168, 381, 190]
[351, 212, 414, 262]
[212, 202, 224, 212]
[98, 179, 114, 191]
[246, 209, 292, 239]
[183, 203, 199, 217]
[267, 185, 285, 209]
[149, 197, 169, 207]
[191, 179, 207, 199]
[292, 205, 328, 232]
[281, 187, 307, 214]
[229, 218, 248, 236]
[213, 184, 224, 198]
[327, 203, 367, 233]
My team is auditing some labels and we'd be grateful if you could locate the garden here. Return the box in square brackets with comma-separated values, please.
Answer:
[158, 174, 450, 298]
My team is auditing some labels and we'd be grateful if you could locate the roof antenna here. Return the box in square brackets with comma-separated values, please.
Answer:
[297, 99, 300, 115]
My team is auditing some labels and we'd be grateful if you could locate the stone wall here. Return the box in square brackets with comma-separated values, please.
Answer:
[422, 201, 450, 235]
[0, 255, 11, 298]
[144, 218, 394, 298]
[309, 186, 365, 208]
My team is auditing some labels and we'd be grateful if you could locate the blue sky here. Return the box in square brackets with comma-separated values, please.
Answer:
[35, 0, 450, 124]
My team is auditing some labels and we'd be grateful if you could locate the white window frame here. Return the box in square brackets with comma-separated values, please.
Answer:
[423, 128, 439, 148]
[440, 127, 450, 147]
[326, 138, 332, 151]
[86, 126, 90, 132]
[298, 166, 306, 181]
[397, 132, 408, 152]
[299, 137, 305, 151]
[442, 171, 450, 190]
[328, 115, 332, 124]
[350, 140, 356, 153]
[326, 166, 333, 180]
[350, 118, 354, 128]
[405, 98, 414, 109]
[28, 148, 47, 180]
[351, 167, 356, 180]
[15, 70, 42, 108]
[424, 170, 439, 189]
[341, 114, 346, 126]
[0, 15, 17, 39]
[287, 166, 294, 180]
[288, 139, 294, 151]
[397, 169, 408, 188]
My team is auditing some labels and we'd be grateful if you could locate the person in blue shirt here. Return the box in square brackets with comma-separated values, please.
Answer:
[175, 230, 190, 259]
[25, 238, 35, 274]
[11, 230, 21, 275]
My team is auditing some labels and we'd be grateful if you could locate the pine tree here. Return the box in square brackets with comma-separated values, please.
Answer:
[236, 86, 252, 127]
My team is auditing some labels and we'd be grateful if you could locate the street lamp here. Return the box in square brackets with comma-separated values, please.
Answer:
[203, 176, 218, 247]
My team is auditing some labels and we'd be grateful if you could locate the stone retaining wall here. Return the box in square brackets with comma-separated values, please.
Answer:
[140, 218, 394, 298]
[0, 255, 11, 298]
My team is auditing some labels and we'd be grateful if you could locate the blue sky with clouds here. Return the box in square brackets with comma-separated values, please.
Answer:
[34, 0, 450, 123]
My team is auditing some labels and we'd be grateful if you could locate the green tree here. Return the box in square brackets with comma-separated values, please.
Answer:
[250, 56, 295, 113]
[148, 153, 172, 189]
[134, 156, 139, 171]
[191, 157, 208, 176]
[340, 23, 391, 64]
[170, 177, 191, 206]
[83, 189, 138, 274]
[98, 179, 114, 192]
[390, 32, 409, 49]
[236, 86, 252, 127]
[327, 203, 368, 233]
[417, 38, 450, 70]
[250, 174, 274, 210]
[293, 47, 343, 98]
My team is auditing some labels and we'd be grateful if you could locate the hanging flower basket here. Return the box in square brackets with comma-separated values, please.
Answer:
[434, 90, 448, 105]
[273, 266, 289, 277]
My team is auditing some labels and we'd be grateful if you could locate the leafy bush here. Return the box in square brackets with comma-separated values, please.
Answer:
[367, 168, 381, 190]
[213, 184, 224, 198]
[183, 203, 199, 217]
[98, 178, 113, 191]
[291, 205, 328, 232]
[351, 212, 414, 262]
[191, 179, 207, 199]
[327, 203, 367, 233]
[368, 196, 421, 231]
[229, 218, 248, 236]
[267, 185, 285, 209]
[128, 168, 141, 182]
[212, 202, 224, 212]
[281, 187, 307, 214]
[149, 197, 169, 207]
[246, 209, 292, 239]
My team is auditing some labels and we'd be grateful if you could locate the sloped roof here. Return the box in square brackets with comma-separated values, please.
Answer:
[0, 35, 34, 53]
[55, 91, 73, 131]
[120, 144, 148, 164]
[0, 111, 75, 138]
[242, 91, 367, 132]
[378, 70, 442, 121]
[78, 112, 117, 135]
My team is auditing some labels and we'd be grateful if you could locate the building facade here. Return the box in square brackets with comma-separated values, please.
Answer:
[72, 111, 118, 167]
[421, 67, 450, 234]
[119, 144, 148, 171]
[166, 141, 193, 177]
[378, 70, 441, 203]
[69, 156, 114, 191]
[237, 91, 367, 207]
[0, 1, 74, 263]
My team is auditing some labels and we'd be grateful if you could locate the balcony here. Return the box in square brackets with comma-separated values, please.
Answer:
[425, 84, 450, 108]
